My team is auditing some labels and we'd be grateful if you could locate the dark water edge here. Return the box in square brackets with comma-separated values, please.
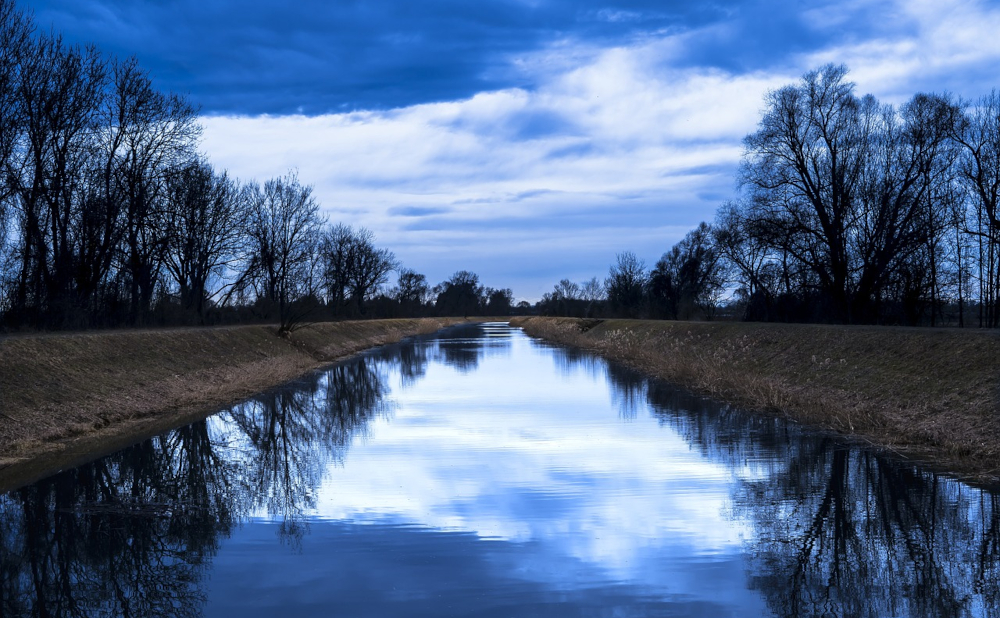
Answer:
[2, 322, 999, 617]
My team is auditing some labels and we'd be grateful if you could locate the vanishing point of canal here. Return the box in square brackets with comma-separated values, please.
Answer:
[2, 322, 999, 617]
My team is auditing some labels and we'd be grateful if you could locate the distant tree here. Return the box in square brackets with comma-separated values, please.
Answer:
[392, 268, 429, 316]
[579, 276, 605, 317]
[319, 224, 397, 316]
[434, 270, 483, 316]
[318, 223, 353, 314]
[553, 279, 580, 300]
[485, 287, 513, 315]
[538, 277, 605, 317]
[648, 222, 724, 320]
[344, 228, 397, 315]
[646, 258, 679, 320]
[605, 252, 646, 317]
[580, 277, 604, 302]
[539, 279, 578, 316]
[714, 201, 775, 319]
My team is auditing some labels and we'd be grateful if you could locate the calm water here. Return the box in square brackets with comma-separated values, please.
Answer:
[2, 322, 1000, 617]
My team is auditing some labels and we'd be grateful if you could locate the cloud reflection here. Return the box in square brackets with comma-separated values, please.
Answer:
[309, 328, 748, 585]
[5, 324, 1000, 617]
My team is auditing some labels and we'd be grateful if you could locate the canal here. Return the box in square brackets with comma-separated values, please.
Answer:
[1, 322, 998, 617]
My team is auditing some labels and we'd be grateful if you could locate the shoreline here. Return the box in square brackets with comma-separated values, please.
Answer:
[0, 318, 471, 491]
[510, 316, 1000, 485]
[4, 316, 998, 491]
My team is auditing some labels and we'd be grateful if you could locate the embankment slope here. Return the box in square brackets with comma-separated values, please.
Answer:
[511, 316, 1000, 482]
[0, 318, 462, 487]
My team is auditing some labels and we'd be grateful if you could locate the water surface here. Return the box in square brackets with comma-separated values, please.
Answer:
[2, 323, 999, 617]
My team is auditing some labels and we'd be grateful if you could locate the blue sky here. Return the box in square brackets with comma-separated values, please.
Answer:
[26, 0, 1000, 300]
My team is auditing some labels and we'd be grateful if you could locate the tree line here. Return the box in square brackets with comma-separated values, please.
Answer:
[0, 2, 513, 332]
[10, 0, 991, 331]
[540, 64, 1000, 327]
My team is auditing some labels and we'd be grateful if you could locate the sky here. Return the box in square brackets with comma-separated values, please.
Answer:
[24, 0, 1000, 300]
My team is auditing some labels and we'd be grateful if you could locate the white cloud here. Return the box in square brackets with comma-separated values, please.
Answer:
[801, 0, 1000, 101]
[200, 40, 779, 298]
[303, 334, 753, 584]
[199, 0, 1000, 300]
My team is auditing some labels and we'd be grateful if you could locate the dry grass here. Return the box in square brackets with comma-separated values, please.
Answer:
[511, 316, 1000, 483]
[0, 318, 465, 487]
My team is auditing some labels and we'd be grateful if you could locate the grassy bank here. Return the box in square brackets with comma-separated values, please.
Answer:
[510, 316, 1000, 482]
[0, 318, 465, 488]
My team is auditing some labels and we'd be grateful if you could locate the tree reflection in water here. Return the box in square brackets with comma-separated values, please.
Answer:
[639, 376, 1000, 618]
[547, 345, 1000, 617]
[433, 322, 510, 374]
[0, 340, 421, 617]
[4, 327, 1000, 617]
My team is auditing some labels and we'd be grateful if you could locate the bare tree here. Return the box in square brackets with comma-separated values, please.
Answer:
[605, 251, 646, 317]
[345, 227, 397, 315]
[740, 65, 959, 323]
[539, 278, 600, 317]
[0, 0, 29, 203]
[647, 223, 724, 320]
[11, 33, 106, 327]
[0, 1, 31, 316]
[580, 277, 604, 302]
[954, 91, 1000, 326]
[739, 64, 871, 322]
[318, 224, 397, 316]
[392, 268, 429, 315]
[714, 201, 776, 315]
[243, 172, 323, 334]
[162, 159, 245, 321]
[553, 279, 581, 300]
[103, 56, 199, 325]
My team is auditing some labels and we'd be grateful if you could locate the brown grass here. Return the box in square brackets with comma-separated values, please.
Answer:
[0, 318, 467, 488]
[510, 316, 1000, 483]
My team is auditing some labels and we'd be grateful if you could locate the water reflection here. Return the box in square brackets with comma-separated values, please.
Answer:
[1, 323, 999, 617]
[643, 375, 1000, 618]
[0, 338, 404, 617]
[0, 426, 227, 617]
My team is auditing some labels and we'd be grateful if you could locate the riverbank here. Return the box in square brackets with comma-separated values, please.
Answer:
[510, 316, 1000, 483]
[0, 318, 467, 489]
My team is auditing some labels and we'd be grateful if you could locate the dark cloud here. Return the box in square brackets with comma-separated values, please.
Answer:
[25, 0, 844, 115]
[388, 205, 452, 217]
[399, 199, 677, 233]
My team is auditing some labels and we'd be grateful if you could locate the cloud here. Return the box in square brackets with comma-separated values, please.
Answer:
[204, 329, 775, 615]
[388, 205, 453, 217]
[308, 338, 750, 571]
[36, 0, 1000, 299]
[29, 0, 753, 114]
[799, 0, 1000, 101]
[200, 38, 778, 297]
